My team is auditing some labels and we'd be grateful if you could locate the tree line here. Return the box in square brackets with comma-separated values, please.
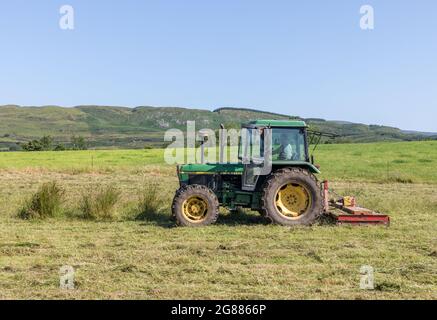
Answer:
[21, 135, 88, 151]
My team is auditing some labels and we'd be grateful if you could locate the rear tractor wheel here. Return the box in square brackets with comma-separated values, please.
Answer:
[172, 185, 219, 227]
[261, 168, 323, 226]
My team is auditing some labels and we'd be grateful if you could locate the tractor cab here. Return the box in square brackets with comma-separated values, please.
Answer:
[240, 120, 309, 162]
[238, 120, 319, 192]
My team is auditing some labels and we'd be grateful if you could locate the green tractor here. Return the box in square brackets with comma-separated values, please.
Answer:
[172, 120, 324, 227]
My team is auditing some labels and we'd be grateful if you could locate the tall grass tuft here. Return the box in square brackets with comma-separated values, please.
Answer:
[135, 182, 164, 221]
[18, 182, 65, 219]
[79, 185, 121, 220]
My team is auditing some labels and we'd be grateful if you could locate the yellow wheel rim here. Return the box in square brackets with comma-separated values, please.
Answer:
[182, 195, 209, 222]
[275, 183, 311, 219]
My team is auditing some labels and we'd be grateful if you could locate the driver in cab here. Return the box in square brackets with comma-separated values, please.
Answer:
[274, 133, 294, 160]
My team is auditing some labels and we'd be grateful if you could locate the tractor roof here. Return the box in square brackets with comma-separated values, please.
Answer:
[246, 119, 307, 128]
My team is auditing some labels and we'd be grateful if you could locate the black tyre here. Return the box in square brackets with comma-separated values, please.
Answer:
[172, 185, 219, 227]
[260, 168, 323, 226]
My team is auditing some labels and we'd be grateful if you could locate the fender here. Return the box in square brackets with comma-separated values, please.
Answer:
[273, 161, 321, 174]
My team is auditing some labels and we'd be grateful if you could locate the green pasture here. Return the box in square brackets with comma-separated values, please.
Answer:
[0, 141, 436, 299]
[0, 141, 436, 183]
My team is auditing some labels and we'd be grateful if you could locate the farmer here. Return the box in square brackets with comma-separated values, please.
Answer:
[274, 132, 294, 160]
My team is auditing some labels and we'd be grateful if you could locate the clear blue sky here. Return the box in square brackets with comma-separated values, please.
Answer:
[1, 0, 436, 131]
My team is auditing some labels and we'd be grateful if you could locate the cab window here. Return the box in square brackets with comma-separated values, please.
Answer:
[271, 128, 306, 161]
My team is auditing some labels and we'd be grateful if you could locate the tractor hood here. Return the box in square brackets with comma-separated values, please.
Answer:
[179, 163, 244, 175]
[178, 162, 320, 175]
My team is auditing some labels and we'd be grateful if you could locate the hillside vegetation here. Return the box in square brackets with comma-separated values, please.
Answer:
[0, 105, 435, 150]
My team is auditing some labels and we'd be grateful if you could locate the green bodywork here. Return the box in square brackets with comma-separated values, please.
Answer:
[176, 120, 319, 210]
[247, 119, 308, 128]
[179, 161, 319, 180]
[180, 163, 244, 175]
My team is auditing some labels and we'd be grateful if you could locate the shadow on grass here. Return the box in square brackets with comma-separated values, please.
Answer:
[136, 209, 267, 228]
[216, 210, 269, 226]
[137, 209, 336, 228]
[218, 211, 338, 227]
[315, 213, 338, 226]
[136, 211, 176, 228]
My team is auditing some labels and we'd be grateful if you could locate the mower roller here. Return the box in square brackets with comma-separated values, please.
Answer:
[171, 120, 390, 227]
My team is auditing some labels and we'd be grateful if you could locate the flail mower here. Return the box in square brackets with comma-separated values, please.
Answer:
[171, 120, 389, 227]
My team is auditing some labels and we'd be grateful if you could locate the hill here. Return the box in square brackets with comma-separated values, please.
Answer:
[0, 105, 434, 150]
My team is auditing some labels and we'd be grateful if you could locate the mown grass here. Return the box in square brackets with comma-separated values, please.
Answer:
[0, 141, 436, 299]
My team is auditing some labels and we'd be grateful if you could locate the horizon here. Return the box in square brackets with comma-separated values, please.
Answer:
[1, 103, 435, 133]
[1, 1, 436, 131]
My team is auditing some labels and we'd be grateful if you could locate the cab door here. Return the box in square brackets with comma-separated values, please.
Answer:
[240, 127, 272, 191]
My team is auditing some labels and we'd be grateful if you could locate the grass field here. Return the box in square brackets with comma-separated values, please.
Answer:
[0, 141, 436, 299]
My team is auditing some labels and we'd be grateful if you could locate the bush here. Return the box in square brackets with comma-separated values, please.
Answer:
[18, 182, 65, 219]
[53, 143, 66, 151]
[21, 135, 54, 151]
[135, 182, 164, 220]
[21, 139, 43, 151]
[79, 186, 120, 220]
[71, 135, 87, 150]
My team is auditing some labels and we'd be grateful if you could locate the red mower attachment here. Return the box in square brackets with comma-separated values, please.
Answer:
[322, 181, 390, 226]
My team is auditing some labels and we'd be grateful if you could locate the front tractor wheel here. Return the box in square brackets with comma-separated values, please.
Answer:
[172, 185, 219, 227]
[261, 168, 323, 226]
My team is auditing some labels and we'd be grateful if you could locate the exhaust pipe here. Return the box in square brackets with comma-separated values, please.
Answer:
[219, 124, 225, 163]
